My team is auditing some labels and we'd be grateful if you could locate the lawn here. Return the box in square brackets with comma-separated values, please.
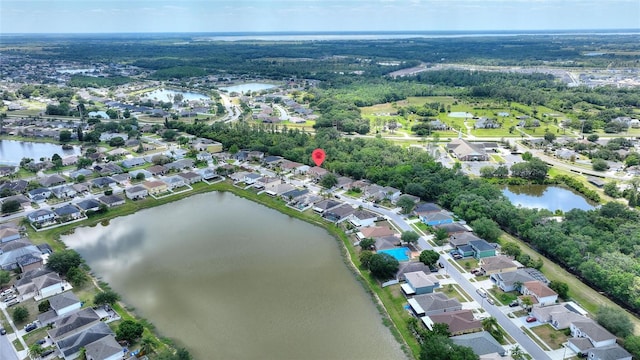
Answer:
[488, 287, 518, 305]
[531, 324, 570, 350]
[490, 154, 506, 164]
[457, 258, 478, 271]
[436, 284, 472, 303]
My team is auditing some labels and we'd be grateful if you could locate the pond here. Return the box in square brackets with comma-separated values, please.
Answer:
[142, 88, 209, 102]
[0, 140, 81, 165]
[61, 192, 405, 360]
[448, 112, 474, 118]
[502, 185, 596, 212]
[220, 83, 277, 93]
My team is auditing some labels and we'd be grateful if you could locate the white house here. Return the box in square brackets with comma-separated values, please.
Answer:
[125, 185, 149, 200]
[49, 291, 82, 317]
[569, 319, 617, 351]
[521, 280, 558, 306]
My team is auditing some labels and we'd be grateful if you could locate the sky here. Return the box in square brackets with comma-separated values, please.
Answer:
[1, 0, 639, 34]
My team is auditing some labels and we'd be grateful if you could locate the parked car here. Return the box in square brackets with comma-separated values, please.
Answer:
[41, 348, 55, 358]
[526, 316, 537, 323]
[438, 262, 444, 268]
[486, 298, 495, 305]
[509, 301, 519, 307]
[36, 338, 47, 345]
[470, 269, 479, 274]
[0, 327, 6, 335]
[1, 288, 15, 297]
[3, 294, 17, 302]
[25, 323, 38, 332]
[6, 298, 19, 307]
[476, 289, 487, 298]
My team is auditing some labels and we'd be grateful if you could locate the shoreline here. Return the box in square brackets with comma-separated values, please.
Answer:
[29, 180, 416, 359]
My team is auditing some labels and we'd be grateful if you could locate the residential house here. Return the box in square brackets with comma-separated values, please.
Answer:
[449, 232, 482, 247]
[308, 166, 329, 179]
[323, 204, 355, 222]
[48, 292, 82, 318]
[243, 173, 262, 185]
[421, 211, 453, 226]
[450, 331, 506, 357]
[414, 202, 443, 218]
[479, 255, 518, 275]
[191, 138, 223, 153]
[165, 158, 195, 171]
[27, 209, 57, 224]
[587, 345, 632, 360]
[402, 271, 440, 295]
[53, 204, 83, 221]
[50, 185, 77, 199]
[312, 199, 341, 213]
[84, 333, 122, 360]
[468, 239, 497, 259]
[28, 187, 52, 202]
[423, 310, 483, 335]
[474, 117, 500, 129]
[111, 173, 131, 184]
[263, 156, 283, 167]
[0, 165, 16, 177]
[93, 163, 123, 176]
[69, 169, 93, 180]
[128, 169, 153, 180]
[143, 180, 169, 195]
[265, 183, 295, 197]
[348, 209, 379, 227]
[76, 199, 102, 212]
[72, 182, 91, 194]
[396, 261, 430, 281]
[121, 157, 147, 169]
[98, 194, 125, 207]
[569, 319, 617, 353]
[91, 177, 116, 189]
[48, 307, 101, 341]
[163, 175, 186, 190]
[147, 165, 167, 176]
[198, 168, 217, 181]
[531, 304, 588, 330]
[521, 280, 558, 306]
[435, 222, 469, 236]
[254, 176, 281, 190]
[125, 185, 148, 200]
[15, 268, 66, 298]
[0, 223, 21, 243]
[0, 180, 28, 195]
[178, 171, 202, 184]
[447, 138, 489, 161]
[39, 174, 67, 187]
[336, 176, 354, 189]
[357, 226, 396, 240]
[17, 253, 43, 272]
[491, 268, 546, 292]
[248, 151, 264, 161]
[281, 188, 309, 202]
[407, 292, 462, 317]
[196, 152, 213, 162]
[0, 240, 42, 270]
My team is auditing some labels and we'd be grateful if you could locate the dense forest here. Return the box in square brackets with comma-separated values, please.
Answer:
[165, 121, 640, 316]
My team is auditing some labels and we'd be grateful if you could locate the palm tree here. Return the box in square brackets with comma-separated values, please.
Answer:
[78, 347, 87, 360]
[481, 316, 499, 332]
[28, 343, 44, 359]
[140, 335, 158, 355]
[510, 345, 525, 360]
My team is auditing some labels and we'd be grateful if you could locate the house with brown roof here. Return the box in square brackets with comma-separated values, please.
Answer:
[178, 171, 202, 184]
[143, 180, 169, 195]
[521, 280, 558, 306]
[479, 255, 518, 275]
[447, 138, 489, 161]
[357, 226, 396, 239]
[147, 164, 167, 176]
[424, 310, 483, 335]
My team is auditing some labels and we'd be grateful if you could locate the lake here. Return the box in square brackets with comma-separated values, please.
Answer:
[502, 185, 596, 212]
[142, 88, 210, 102]
[0, 140, 81, 166]
[220, 83, 277, 93]
[62, 192, 405, 360]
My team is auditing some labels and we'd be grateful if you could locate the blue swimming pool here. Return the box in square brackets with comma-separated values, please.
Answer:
[378, 247, 410, 261]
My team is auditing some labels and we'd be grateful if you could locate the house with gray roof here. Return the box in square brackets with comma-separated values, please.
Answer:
[50, 185, 77, 199]
[450, 331, 506, 356]
[125, 185, 148, 200]
[312, 199, 341, 213]
[163, 175, 186, 189]
[348, 209, 379, 227]
[84, 334, 122, 360]
[53, 204, 83, 221]
[469, 239, 496, 259]
[16, 253, 43, 272]
[403, 271, 440, 295]
[407, 292, 462, 317]
[28, 187, 52, 202]
[129, 169, 153, 180]
[39, 174, 67, 187]
[111, 173, 131, 184]
[198, 168, 217, 180]
[178, 171, 202, 184]
[421, 211, 453, 226]
[322, 204, 355, 222]
[49, 291, 82, 317]
[76, 199, 102, 212]
[396, 261, 430, 281]
[48, 307, 101, 341]
[479, 255, 518, 275]
[424, 310, 483, 335]
[69, 168, 93, 180]
[447, 138, 489, 161]
[27, 209, 56, 224]
[15, 268, 65, 298]
[0, 223, 21, 243]
[98, 194, 125, 207]
[587, 345, 632, 360]
[569, 319, 617, 350]
[531, 304, 588, 330]
[435, 222, 469, 236]
[165, 158, 195, 171]
[490, 268, 537, 292]
[449, 232, 482, 247]
[56, 322, 115, 359]
[0, 241, 42, 271]
[121, 157, 147, 169]
[91, 177, 116, 189]
[375, 236, 400, 251]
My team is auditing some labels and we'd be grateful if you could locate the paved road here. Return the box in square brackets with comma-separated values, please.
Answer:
[273, 104, 290, 121]
[335, 193, 551, 360]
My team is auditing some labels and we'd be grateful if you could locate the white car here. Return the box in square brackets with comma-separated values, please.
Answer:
[0, 288, 15, 297]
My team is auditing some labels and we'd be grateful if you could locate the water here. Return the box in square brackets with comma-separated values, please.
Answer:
[142, 88, 209, 101]
[448, 112, 474, 118]
[220, 83, 277, 93]
[0, 140, 81, 165]
[502, 185, 596, 212]
[378, 247, 410, 262]
[62, 192, 405, 360]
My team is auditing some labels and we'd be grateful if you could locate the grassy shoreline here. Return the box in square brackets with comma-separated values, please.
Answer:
[29, 180, 417, 359]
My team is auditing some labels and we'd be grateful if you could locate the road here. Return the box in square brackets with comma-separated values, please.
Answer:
[218, 93, 241, 123]
[335, 193, 551, 360]
[273, 104, 290, 121]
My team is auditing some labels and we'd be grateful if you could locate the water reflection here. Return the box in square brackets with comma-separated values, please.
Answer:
[502, 185, 595, 212]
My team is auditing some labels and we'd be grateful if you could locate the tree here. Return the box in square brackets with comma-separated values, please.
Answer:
[596, 306, 634, 338]
[592, 158, 609, 171]
[78, 347, 87, 360]
[544, 131, 556, 143]
[603, 182, 621, 198]
[12, 306, 29, 323]
[548, 281, 569, 300]
[76, 157, 93, 169]
[396, 195, 416, 214]
[359, 250, 374, 269]
[66, 266, 88, 287]
[419, 250, 440, 267]
[136, 172, 146, 181]
[140, 335, 158, 355]
[501, 242, 521, 258]
[46, 249, 83, 276]
[624, 335, 640, 359]
[162, 129, 178, 141]
[400, 231, 419, 245]
[433, 227, 449, 246]
[470, 218, 501, 242]
[368, 253, 399, 279]
[38, 300, 51, 313]
[116, 320, 144, 343]
[359, 238, 375, 251]
[510, 345, 525, 360]
[109, 136, 125, 147]
[479, 166, 495, 178]
[319, 173, 338, 189]
[0, 270, 10, 288]
[94, 290, 121, 306]
[520, 296, 533, 310]
[229, 144, 239, 155]
[59, 130, 72, 143]
[521, 151, 533, 161]
[587, 134, 599, 142]
[1, 200, 20, 214]
[28, 343, 45, 358]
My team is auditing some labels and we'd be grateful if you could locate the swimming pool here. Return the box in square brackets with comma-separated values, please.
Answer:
[378, 247, 410, 261]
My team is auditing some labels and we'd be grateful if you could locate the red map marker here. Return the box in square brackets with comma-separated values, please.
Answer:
[312, 148, 326, 167]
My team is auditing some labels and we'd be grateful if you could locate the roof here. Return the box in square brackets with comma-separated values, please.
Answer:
[178, 171, 201, 180]
[493, 269, 537, 286]
[427, 310, 482, 334]
[39, 174, 66, 187]
[480, 256, 517, 272]
[85, 335, 122, 360]
[360, 226, 395, 239]
[76, 199, 102, 210]
[435, 222, 468, 234]
[572, 319, 616, 342]
[313, 199, 341, 211]
[448, 138, 487, 158]
[532, 304, 587, 329]
[53, 204, 81, 216]
[450, 331, 505, 356]
[350, 209, 378, 221]
[588, 345, 632, 360]
[396, 261, 430, 280]
[568, 337, 595, 352]
[450, 232, 481, 246]
[49, 307, 101, 341]
[523, 280, 557, 298]
[144, 180, 167, 189]
[56, 322, 113, 357]
[375, 236, 399, 251]
[423, 211, 453, 222]
[98, 194, 125, 205]
[469, 239, 495, 252]
[411, 292, 461, 313]
[91, 177, 116, 187]
[49, 291, 81, 312]
[405, 271, 438, 289]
